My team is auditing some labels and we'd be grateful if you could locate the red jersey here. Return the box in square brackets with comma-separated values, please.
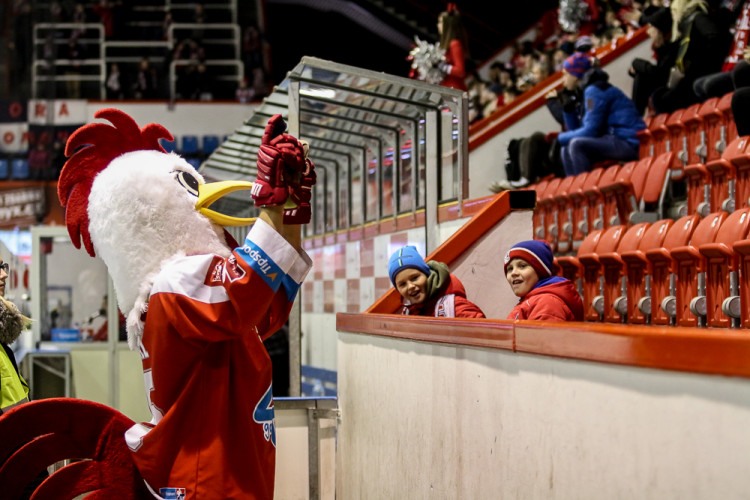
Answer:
[125, 220, 311, 500]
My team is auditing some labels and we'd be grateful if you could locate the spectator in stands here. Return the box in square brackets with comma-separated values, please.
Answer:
[105, 63, 124, 99]
[388, 245, 485, 318]
[236, 77, 254, 103]
[132, 57, 160, 99]
[557, 53, 645, 176]
[63, 36, 86, 99]
[628, 6, 676, 115]
[0, 256, 31, 415]
[242, 25, 271, 98]
[93, 0, 114, 38]
[649, 0, 733, 114]
[504, 240, 583, 321]
[437, 3, 469, 91]
[28, 141, 51, 180]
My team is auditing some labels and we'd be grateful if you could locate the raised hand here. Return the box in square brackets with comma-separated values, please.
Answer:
[283, 141, 316, 224]
[251, 114, 306, 207]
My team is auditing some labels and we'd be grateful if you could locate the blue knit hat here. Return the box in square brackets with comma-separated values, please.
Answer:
[563, 53, 592, 79]
[388, 245, 431, 285]
[504, 240, 555, 278]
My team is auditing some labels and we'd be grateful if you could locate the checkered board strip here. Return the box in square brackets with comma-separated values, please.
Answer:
[302, 228, 426, 313]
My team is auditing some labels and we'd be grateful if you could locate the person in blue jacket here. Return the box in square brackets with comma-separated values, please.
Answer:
[557, 53, 646, 176]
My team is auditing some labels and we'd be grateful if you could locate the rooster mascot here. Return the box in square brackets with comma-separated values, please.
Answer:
[0, 109, 315, 500]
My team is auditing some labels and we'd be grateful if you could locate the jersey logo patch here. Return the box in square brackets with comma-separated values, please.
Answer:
[159, 487, 186, 499]
[253, 383, 276, 447]
[206, 255, 246, 285]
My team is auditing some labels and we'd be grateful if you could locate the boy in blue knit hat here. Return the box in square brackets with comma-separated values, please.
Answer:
[388, 245, 485, 318]
[504, 240, 583, 321]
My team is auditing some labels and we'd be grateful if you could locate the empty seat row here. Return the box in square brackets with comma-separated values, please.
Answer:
[159, 135, 222, 155]
[637, 91, 737, 166]
[531, 152, 677, 253]
[556, 209, 750, 328]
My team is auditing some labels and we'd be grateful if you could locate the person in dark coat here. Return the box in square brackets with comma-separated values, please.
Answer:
[557, 54, 646, 176]
[650, 0, 733, 114]
[629, 6, 678, 115]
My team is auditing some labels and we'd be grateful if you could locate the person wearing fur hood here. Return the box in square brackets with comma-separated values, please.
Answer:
[0, 260, 31, 416]
[505, 240, 584, 322]
[388, 245, 485, 318]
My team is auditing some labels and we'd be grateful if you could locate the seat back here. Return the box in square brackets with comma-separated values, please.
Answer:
[601, 222, 650, 322]
[641, 151, 675, 204]
[647, 214, 701, 325]
[579, 225, 625, 321]
[650, 113, 671, 156]
[681, 103, 704, 166]
[665, 109, 686, 166]
[698, 97, 722, 162]
[673, 211, 727, 326]
[623, 219, 674, 324]
[202, 135, 221, 154]
[181, 135, 200, 155]
[717, 91, 737, 147]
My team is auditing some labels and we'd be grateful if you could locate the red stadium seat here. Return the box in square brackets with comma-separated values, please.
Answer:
[596, 222, 650, 323]
[599, 160, 638, 229]
[619, 219, 674, 324]
[698, 208, 750, 327]
[732, 237, 750, 328]
[679, 103, 704, 167]
[665, 109, 687, 169]
[558, 171, 590, 253]
[538, 177, 563, 246]
[644, 214, 701, 325]
[576, 225, 626, 321]
[641, 113, 669, 156]
[557, 229, 604, 307]
[670, 211, 727, 327]
[571, 168, 605, 246]
[548, 175, 577, 251]
[583, 164, 621, 233]
[698, 97, 722, 163]
[717, 91, 737, 154]
[637, 115, 653, 158]
[709, 136, 750, 212]
[531, 179, 552, 240]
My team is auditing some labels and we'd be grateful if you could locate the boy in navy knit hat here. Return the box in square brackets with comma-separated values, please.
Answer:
[504, 240, 583, 321]
[388, 245, 485, 318]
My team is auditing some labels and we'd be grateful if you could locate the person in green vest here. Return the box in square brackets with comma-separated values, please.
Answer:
[0, 257, 30, 415]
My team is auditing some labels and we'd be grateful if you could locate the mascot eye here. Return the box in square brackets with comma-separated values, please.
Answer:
[175, 170, 200, 197]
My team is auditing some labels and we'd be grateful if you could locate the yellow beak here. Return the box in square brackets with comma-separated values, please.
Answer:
[195, 180, 258, 227]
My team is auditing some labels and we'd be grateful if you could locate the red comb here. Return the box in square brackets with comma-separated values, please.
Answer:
[57, 109, 173, 257]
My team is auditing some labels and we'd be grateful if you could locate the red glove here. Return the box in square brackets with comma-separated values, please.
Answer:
[284, 142, 316, 224]
[252, 115, 306, 207]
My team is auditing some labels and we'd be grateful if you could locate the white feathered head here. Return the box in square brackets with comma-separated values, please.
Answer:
[58, 109, 253, 346]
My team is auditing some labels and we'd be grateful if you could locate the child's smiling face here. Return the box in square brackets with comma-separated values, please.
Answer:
[395, 268, 428, 305]
[505, 257, 540, 297]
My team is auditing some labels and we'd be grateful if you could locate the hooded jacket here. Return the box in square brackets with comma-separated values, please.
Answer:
[0, 298, 29, 414]
[399, 261, 485, 318]
[558, 68, 646, 149]
[507, 278, 584, 322]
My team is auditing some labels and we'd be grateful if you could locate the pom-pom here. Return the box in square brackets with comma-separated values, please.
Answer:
[559, 0, 589, 33]
[407, 36, 446, 85]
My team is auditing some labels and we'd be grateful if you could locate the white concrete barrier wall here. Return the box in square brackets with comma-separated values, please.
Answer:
[337, 331, 750, 499]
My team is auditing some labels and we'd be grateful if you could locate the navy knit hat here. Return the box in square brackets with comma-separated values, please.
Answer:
[563, 53, 592, 79]
[504, 240, 555, 278]
[388, 245, 431, 285]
